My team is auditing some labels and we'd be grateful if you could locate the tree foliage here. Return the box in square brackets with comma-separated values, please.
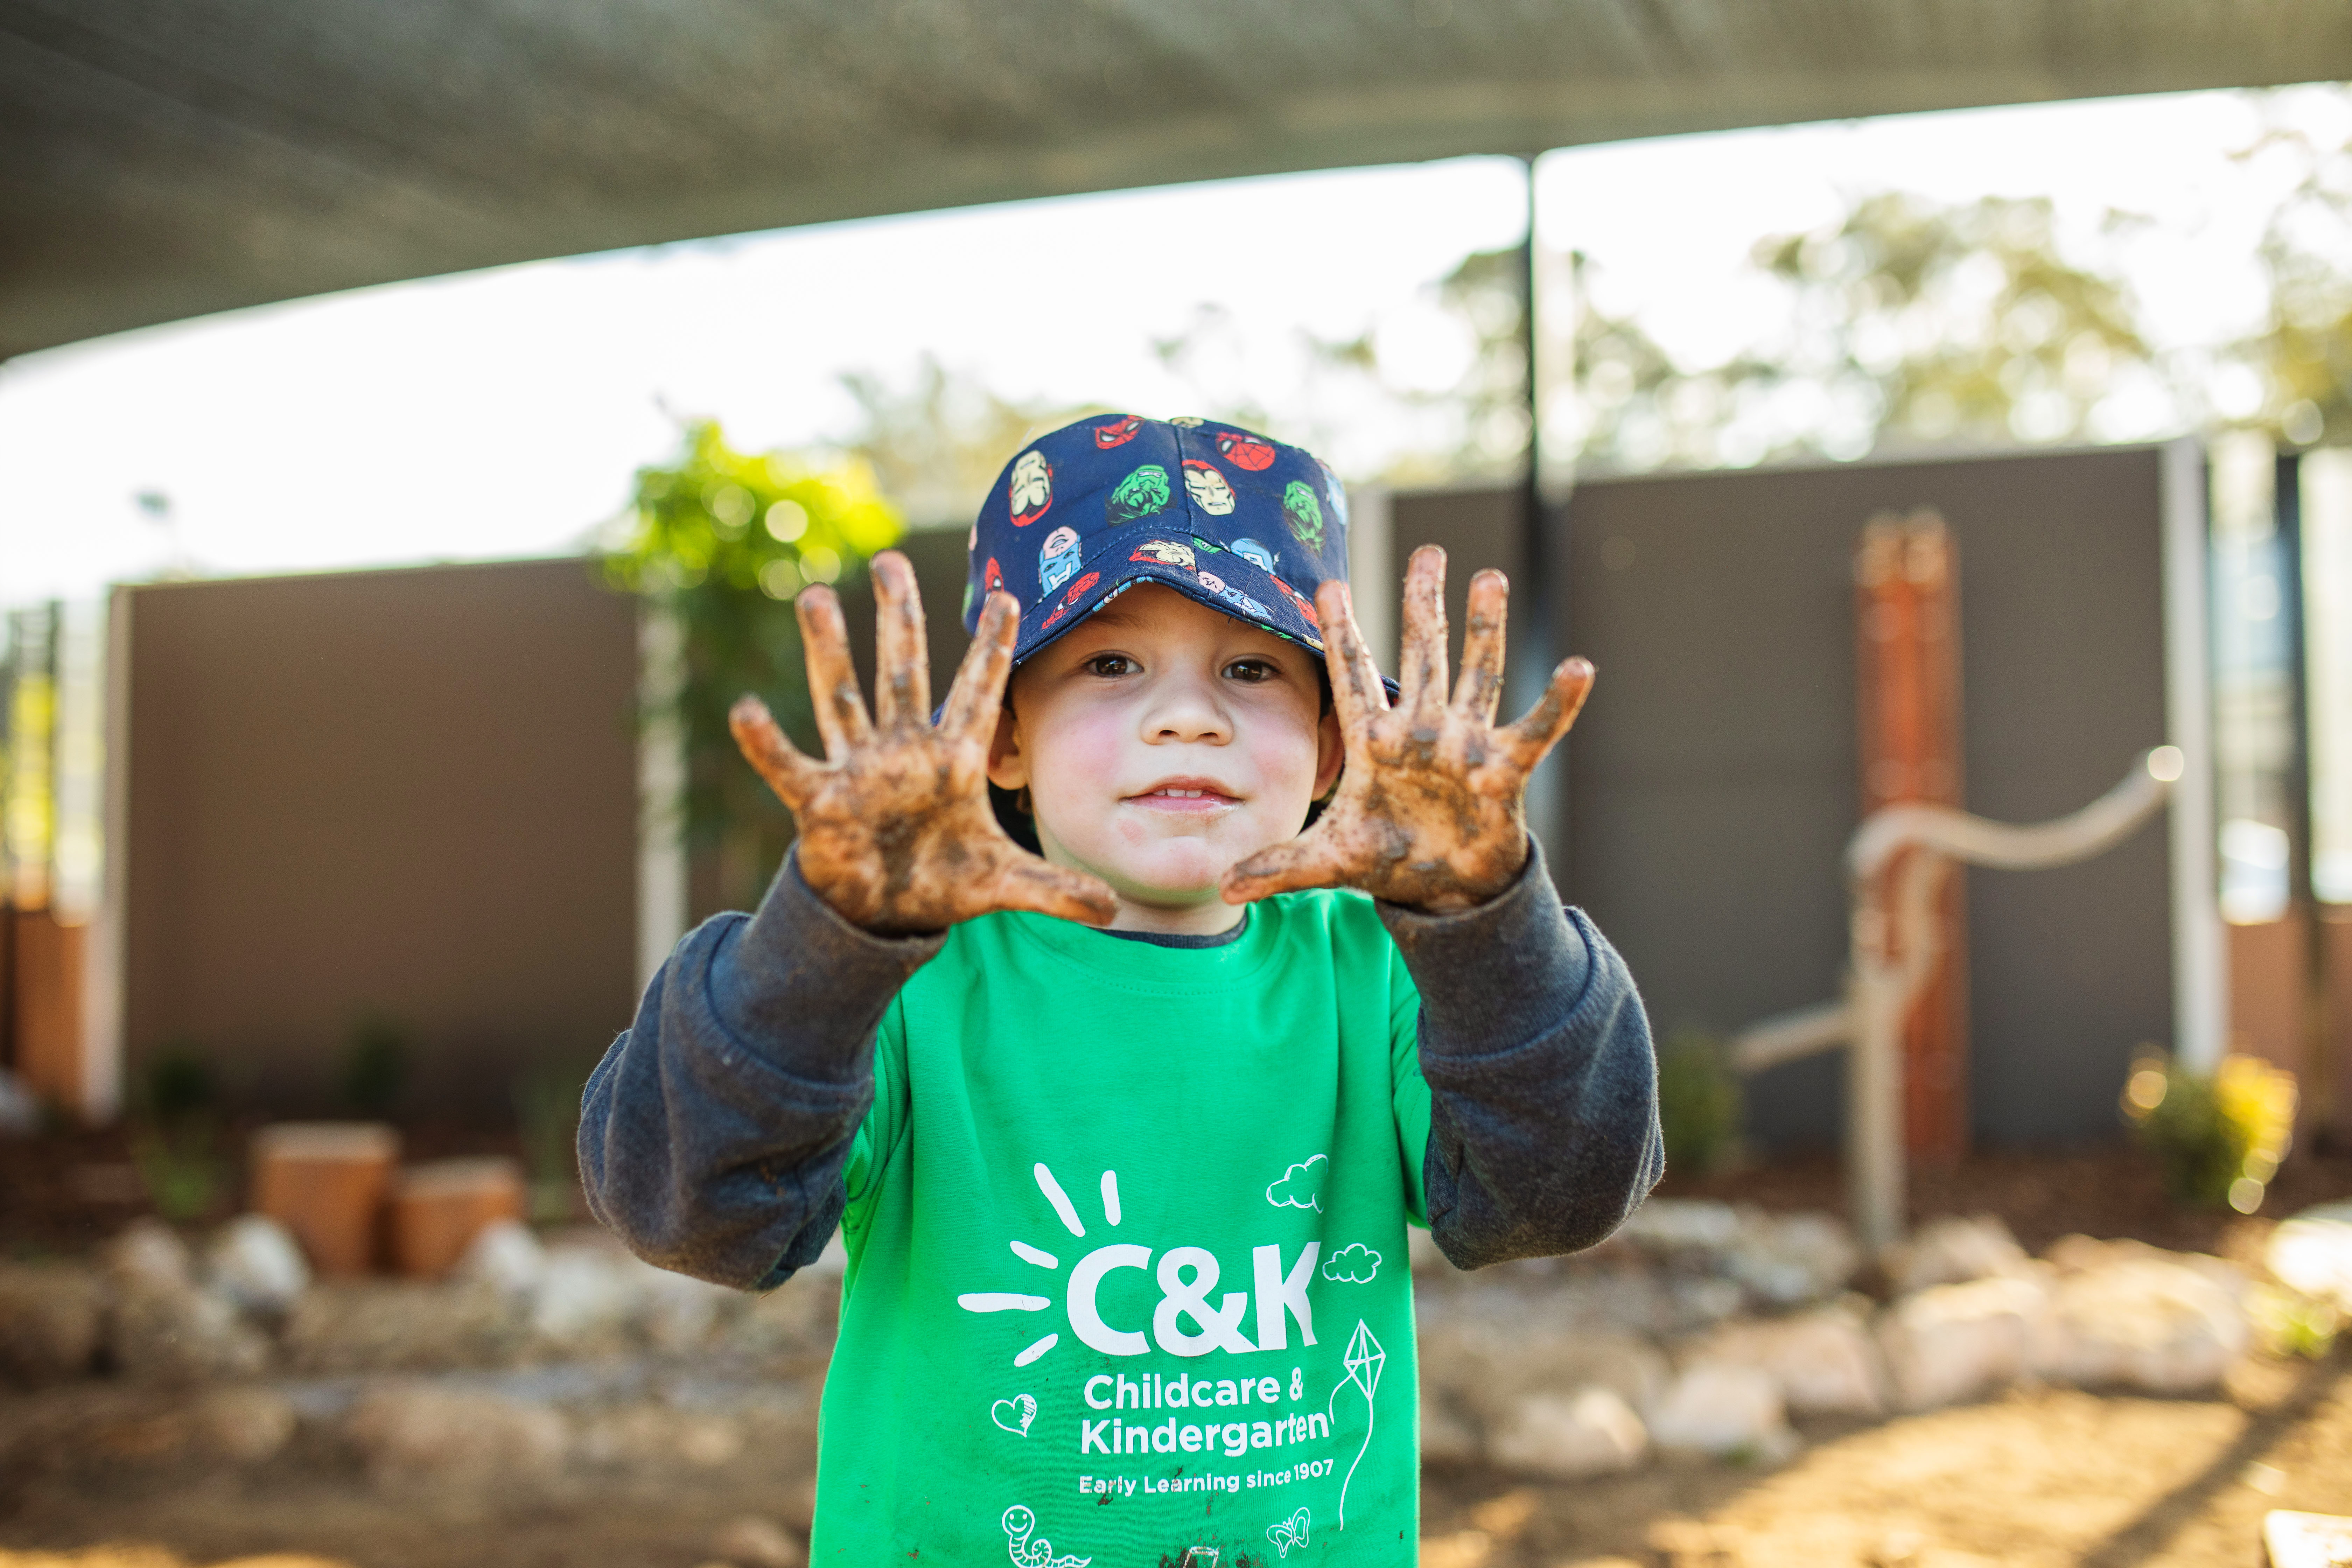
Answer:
[604, 419, 903, 909]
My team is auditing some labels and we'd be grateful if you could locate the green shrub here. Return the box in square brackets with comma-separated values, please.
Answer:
[2121, 1048, 2297, 1212]
[1658, 1028, 1743, 1174]
[341, 1015, 412, 1116]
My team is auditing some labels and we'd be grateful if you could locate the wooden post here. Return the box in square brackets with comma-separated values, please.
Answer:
[1856, 511, 1970, 1167]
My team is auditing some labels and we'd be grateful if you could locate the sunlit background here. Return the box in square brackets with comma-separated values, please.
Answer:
[5, 82, 2349, 923]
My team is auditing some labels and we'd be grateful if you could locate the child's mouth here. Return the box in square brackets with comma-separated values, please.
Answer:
[1127, 779, 1240, 812]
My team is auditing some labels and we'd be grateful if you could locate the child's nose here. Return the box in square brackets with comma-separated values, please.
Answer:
[1142, 673, 1230, 744]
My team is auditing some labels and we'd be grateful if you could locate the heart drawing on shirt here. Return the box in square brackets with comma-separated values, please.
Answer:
[992, 1392, 1037, 1437]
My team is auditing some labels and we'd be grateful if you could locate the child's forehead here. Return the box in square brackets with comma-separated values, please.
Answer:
[1064, 583, 1284, 645]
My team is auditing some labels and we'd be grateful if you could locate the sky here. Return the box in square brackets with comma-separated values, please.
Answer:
[2, 83, 2345, 607]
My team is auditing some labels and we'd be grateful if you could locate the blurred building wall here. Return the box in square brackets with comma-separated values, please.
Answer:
[1395, 446, 2175, 1150]
[120, 559, 639, 1119]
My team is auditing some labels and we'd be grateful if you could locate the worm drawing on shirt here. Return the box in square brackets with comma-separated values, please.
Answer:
[1002, 1504, 1091, 1568]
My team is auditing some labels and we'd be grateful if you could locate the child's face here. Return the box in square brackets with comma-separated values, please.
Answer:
[987, 584, 1343, 930]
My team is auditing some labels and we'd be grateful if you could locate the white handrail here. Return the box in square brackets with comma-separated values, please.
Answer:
[1727, 746, 2178, 1252]
[1847, 748, 2178, 881]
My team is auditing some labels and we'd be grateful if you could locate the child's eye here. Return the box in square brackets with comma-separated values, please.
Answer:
[1084, 654, 1138, 678]
[1223, 658, 1277, 684]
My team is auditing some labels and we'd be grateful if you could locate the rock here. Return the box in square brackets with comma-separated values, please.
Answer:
[453, 1217, 547, 1297]
[2264, 1510, 2352, 1568]
[1418, 1314, 1670, 1436]
[1725, 1211, 1861, 1307]
[0, 1263, 105, 1386]
[2267, 1206, 2352, 1311]
[781, 1472, 820, 1535]
[2044, 1233, 2249, 1297]
[1420, 1390, 1482, 1465]
[1487, 1386, 1650, 1477]
[344, 1381, 568, 1489]
[1643, 1362, 1795, 1461]
[104, 1217, 196, 1294]
[1876, 1274, 2047, 1411]
[104, 1220, 270, 1382]
[0, 1068, 37, 1133]
[205, 1214, 312, 1315]
[1685, 1300, 1889, 1416]
[642, 1268, 738, 1353]
[713, 1515, 806, 1568]
[281, 1280, 524, 1373]
[2031, 1259, 2248, 1394]
[531, 1234, 658, 1345]
[1883, 1214, 2030, 1296]
[196, 1385, 300, 1463]
[1618, 1199, 1743, 1253]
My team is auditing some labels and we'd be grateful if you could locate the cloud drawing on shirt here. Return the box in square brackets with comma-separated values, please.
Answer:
[1321, 1243, 1381, 1283]
[1265, 1154, 1328, 1213]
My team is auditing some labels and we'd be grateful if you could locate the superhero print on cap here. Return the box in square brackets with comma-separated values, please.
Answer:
[1216, 431, 1277, 471]
[964, 413, 1385, 696]
[1038, 526, 1081, 594]
[1009, 450, 1054, 526]
[1106, 464, 1174, 527]
[1182, 460, 1236, 517]
[1132, 539, 1196, 570]
[1271, 575, 1319, 628]
[1281, 480, 1325, 551]
[1230, 538, 1277, 572]
[1169, 415, 1205, 427]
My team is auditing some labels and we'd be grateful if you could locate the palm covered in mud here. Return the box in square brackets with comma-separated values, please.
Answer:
[729, 551, 1116, 936]
[1222, 545, 1595, 914]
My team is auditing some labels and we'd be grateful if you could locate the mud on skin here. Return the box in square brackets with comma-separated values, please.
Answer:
[1220, 545, 1595, 915]
[729, 550, 1117, 937]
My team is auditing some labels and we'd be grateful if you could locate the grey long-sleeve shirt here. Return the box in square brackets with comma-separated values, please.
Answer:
[579, 837, 1662, 1290]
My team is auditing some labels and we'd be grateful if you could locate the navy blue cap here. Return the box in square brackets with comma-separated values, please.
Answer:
[963, 413, 1351, 666]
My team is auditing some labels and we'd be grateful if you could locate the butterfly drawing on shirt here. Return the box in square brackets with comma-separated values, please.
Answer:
[1265, 1507, 1312, 1559]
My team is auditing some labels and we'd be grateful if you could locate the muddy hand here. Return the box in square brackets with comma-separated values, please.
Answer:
[730, 551, 1118, 936]
[1221, 545, 1594, 914]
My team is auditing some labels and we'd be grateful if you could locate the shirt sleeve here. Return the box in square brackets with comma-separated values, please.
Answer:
[576, 849, 942, 1290]
[1377, 836, 1665, 1269]
[1386, 952, 1435, 1230]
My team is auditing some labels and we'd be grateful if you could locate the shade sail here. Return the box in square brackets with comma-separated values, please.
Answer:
[5, 0, 2349, 359]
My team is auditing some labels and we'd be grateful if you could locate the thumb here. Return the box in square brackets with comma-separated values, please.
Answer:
[1220, 834, 1345, 905]
[980, 850, 1119, 926]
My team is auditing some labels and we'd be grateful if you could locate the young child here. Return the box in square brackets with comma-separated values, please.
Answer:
[580, 415, 1661, 1565]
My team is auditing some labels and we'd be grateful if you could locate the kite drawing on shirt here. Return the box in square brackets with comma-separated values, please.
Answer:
[1326, 1321, 1385, 1530]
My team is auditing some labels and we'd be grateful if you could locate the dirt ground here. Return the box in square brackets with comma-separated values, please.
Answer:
[5, 1139, 2348, 1567]
[0, 1353, 2345, 1568]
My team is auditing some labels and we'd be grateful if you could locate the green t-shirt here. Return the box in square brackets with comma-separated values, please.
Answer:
[816, 887, 1434, 1566]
